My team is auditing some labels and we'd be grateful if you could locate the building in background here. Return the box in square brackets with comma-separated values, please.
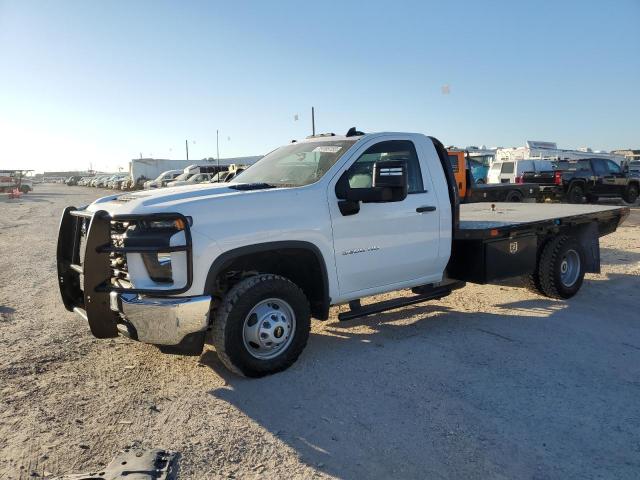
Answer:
[612, 149, 640, 162]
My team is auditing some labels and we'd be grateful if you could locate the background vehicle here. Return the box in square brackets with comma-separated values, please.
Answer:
[166, 164, 228, 187]
[57, 131, 629, 378]
[466, 146, 495, 183]
[129, 157, 261, 186]
[143, 170, 182, 189]
[66, 176, 82, 186]
[496, 141, 625, 165]
[449, 150, 539, 202]
[0, 169, 33, 193]
[106, 174, 129, 189]
[523, 158, 640, 204]
[181, 172, 213, 185]
[487, 159, 554, 184]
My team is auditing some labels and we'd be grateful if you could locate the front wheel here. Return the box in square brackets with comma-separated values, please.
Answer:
[623, 184, 639, 204]
[20, 185, 30, 193]
[212, 274, 311, 377]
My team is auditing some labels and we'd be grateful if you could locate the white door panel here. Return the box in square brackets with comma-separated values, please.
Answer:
[327, 137, 441, 296]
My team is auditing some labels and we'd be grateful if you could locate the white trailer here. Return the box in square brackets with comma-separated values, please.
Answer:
[496, 141, 625, 165]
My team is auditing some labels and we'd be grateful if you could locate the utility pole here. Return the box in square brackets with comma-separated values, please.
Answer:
[311, 106, 315, 136]
[216, 130, 220, 171]
[185, 140, 189, 161]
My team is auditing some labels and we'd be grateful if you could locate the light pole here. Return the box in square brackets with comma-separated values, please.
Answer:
[216, 130, 220, 172]
[185, 139, 189, 161]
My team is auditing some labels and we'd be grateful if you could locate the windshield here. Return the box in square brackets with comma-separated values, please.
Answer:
[233, 139, 357, 187]
[174, 172, 191, 181]
[154, 171, 174, 182]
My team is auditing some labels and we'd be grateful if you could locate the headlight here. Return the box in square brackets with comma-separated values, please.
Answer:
[141, 252, 173, 283]
[142, 217, 192, 230]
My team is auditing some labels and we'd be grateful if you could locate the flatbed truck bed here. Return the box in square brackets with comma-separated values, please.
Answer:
[449, 203, 629, 284]
[457, 203, 628, 237]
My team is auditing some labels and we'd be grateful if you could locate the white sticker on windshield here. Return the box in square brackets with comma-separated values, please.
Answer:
[313, 146, 342, 153]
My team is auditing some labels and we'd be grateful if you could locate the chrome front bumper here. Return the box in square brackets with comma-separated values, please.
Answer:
[110, 292, 211, 345]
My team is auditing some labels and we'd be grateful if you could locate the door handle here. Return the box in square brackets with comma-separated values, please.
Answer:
[416, 206, 436, 213]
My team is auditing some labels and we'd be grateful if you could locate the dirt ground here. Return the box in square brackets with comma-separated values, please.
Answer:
[1, 184, 639, 479]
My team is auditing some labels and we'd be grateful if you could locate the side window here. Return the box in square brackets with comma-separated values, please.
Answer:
[347, 140, 424, 193]
[448, 154, 459, 173]
[501, 162, 515, 174]
[591, 159, 608, 176]
[606, 160, 621, 174]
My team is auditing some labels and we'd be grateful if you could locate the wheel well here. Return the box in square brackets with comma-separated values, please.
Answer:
[206, 245, 330, 320]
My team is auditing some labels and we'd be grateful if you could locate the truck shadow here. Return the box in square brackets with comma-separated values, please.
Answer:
[201, 281, 640, 479]
[600, 247, 640, 265]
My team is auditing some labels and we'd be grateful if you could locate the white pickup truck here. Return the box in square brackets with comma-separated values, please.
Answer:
[57, 130, 629, 377]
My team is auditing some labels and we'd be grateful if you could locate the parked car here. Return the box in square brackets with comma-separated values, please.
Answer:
[57, 130, 629, 377]
[167, 172, 214, 187]
[522, 158, 640, 204]
[487, 159, 554, 184]
[143, 170, 182, 189]
[66, 176, 82, 186]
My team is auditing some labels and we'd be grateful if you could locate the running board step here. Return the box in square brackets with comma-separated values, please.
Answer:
[338, 285, 455, 322]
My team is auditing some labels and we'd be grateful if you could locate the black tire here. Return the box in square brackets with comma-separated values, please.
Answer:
[567, 184, 585, 204]
[212, 274, 311, 377]
[20, 185, 30, 193]
[505, 190, 523, 202]
[523, 271, 545, 295]
[623, 184, 639, 204]
[537, 235, 585, 299]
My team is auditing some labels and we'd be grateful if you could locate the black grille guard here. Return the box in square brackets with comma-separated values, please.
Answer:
[56, 207, 194, 338]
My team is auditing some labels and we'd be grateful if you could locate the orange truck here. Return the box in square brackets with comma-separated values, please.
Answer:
[447, 150, 539, 203]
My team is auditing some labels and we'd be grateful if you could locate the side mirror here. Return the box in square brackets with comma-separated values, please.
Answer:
[335, 160, 408, 215]
[371, 160, 408, 201]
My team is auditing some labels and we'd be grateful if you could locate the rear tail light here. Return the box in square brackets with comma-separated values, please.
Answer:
[554, 171, 563, 185]
[515, 175, 523, 184]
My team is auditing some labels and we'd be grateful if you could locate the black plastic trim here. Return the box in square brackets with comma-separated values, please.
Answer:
[203, 241, 331, 320]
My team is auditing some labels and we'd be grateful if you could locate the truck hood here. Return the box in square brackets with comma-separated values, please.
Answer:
[85, 182, 299, 216]
[87, 183, 236, 213]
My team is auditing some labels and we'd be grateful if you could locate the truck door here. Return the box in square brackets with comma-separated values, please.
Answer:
[603, 159, 626, 195]
[328, 139, 442, 295]
[591, 159, 612, 195]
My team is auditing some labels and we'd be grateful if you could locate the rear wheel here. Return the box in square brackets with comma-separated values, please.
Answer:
[537, 235, 585, 299]
[567, 184, 585, 204]
[623, 184, 639, 204]
[20, 185, 30, 193]
[212, 274, 311, 377]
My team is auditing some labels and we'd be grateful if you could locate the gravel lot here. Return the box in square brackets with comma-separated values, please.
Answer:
[1, 184, 639, 479]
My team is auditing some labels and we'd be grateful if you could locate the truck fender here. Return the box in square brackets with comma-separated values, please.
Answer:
[203, 241, 331, 320]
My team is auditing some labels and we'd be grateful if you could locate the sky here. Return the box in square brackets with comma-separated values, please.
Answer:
[0, 0, 639, 173]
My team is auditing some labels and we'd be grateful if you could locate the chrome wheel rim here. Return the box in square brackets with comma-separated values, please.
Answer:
[560, 249, 580, 287]
[242, 298, 296, 360]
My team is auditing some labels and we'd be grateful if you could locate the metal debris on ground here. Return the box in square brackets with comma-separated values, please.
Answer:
[53, 448, 179, 480]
